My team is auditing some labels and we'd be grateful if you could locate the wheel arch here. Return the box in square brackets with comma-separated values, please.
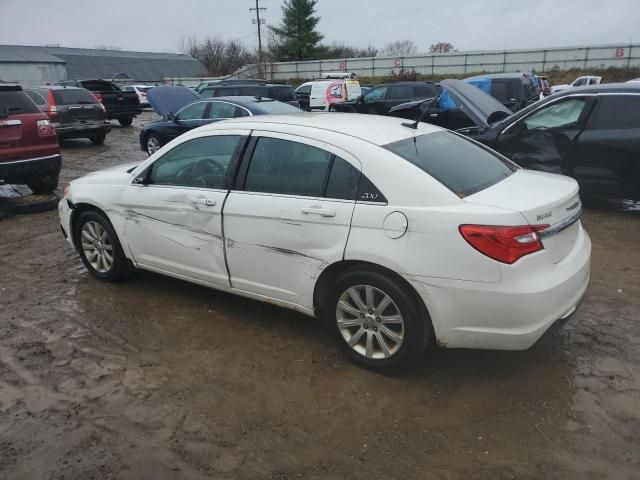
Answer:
[70, 203, 117, 250]
[313, 259, 433, 333]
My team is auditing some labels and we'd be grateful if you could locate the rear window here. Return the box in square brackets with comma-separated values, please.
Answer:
[53, 88, 98, 105]
[253, 100, 300, 114]
[0, 90, 39, 115]
[80, 81, 119, 92]
[384, 131, 516, 197]
[137, 86, 153, 93]
[491, 79, 519, 104]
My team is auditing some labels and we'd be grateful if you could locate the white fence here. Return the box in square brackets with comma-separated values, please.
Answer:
[230, 43, 640, 81]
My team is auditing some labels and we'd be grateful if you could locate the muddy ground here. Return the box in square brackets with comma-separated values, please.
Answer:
[0, 112, 639, 479]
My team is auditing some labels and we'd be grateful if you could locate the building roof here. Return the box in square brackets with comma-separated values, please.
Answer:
[0, 45, 205, 81]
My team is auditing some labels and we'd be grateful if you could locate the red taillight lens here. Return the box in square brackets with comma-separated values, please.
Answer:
[459, 224, 549, 264]
[94, 93, 103, 103]
[47, 90, 57, 118]
[90, 92, 106, 112]
[36, 119, 55, 137]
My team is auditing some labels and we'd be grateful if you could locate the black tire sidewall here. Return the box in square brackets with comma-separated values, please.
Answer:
[74, 211, 128, 282]
[118, 117, 133, 127]
[324, 269, 430, 370]
[90, 134, 106, 145]
[27, 174, 59, 194]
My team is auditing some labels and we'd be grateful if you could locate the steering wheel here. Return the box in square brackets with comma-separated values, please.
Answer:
[192, 158, 224, 187]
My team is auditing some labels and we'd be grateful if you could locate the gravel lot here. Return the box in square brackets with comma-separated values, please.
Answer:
[0, 111, 639, 479]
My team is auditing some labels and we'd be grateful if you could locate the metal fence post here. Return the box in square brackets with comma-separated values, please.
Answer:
[503, 51, 507, 72]
[584, 47, 589, 69]
[542, 49, 547, 72]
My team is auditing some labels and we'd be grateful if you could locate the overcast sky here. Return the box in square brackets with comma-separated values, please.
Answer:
[0, 0, 637, 54]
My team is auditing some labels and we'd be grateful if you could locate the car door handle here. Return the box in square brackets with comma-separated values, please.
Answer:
[301, 206, 336, 217]
[191, 198, 216, 206]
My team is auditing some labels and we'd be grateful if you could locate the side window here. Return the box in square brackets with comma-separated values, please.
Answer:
[413, 86, 437, 98]
[121, 86, 132, 91]
[589, 78, 599, 85]
[522, 99, 587, 130]
[590, 95, 640, 129]
[149, 136, 240, 189]
[244, 137, 333, 197]
[209, 102, 244, 119]
[297, 85, 312, 95]
[573, 78, 586, 87]
[364, 86, 388, 103]
[325, 157, 360, 200]
[25, 90, 46, 105]
[176, 102, 208, 120]
[388, 86, 414, 100]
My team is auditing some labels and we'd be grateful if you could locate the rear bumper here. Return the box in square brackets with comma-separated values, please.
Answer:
[105, 107, 142, 119]
[56, 122, 111, 138]
[405, 225, 591, 350]
[0, 153, 62, 184]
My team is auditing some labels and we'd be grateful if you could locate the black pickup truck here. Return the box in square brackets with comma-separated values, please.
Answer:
[57, 80, 141, 126]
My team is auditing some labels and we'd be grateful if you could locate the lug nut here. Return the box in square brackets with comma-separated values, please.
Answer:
[363, 325, 368, 329]
[373, 327, 378, 332]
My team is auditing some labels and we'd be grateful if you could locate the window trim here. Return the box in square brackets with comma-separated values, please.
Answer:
[174, 100, 211, 121]
[208, 100, 252, 120]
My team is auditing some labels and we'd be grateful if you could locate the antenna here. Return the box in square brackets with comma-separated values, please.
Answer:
[250, 0, 267, 79]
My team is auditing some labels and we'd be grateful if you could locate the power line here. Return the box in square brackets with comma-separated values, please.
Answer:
[250, 0, 266, 78]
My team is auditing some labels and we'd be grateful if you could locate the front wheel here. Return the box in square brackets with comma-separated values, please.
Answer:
[74, 211, 129, 282]
[145, 134, 161, 155]
[90, 133, 106, 145]
[323, 269, 432, 370]
[118, 117, 133, 127]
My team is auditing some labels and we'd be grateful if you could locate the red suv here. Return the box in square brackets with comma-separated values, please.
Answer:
[0, 84, 61, 194]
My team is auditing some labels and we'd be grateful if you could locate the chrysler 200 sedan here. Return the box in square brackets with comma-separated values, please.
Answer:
[59, 114, 591, 370]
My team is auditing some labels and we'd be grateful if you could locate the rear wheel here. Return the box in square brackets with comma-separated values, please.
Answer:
[118, 117, 133, 127]
[27, 174, 59, 194]
[74, 211, 129, 282]
[145, 134, 161, 155]
[323, 268, 432, 370]
[90, 133, 106, 145]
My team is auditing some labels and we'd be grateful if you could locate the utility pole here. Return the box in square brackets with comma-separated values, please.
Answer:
[250, 0, 266, 78]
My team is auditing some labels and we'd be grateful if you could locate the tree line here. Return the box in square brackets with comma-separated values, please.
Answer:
[180, 0, 455, 76]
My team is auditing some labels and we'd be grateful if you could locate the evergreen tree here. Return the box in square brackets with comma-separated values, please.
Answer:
[269, 0, 324, 61]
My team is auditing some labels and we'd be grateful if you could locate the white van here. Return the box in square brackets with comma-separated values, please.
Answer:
[296, 73, 362, 111]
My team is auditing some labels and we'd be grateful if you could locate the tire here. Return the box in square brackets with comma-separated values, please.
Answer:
[323, 268, 432, 370]
[74, 210, 129, 282]
[118, 117, 133, 127]
[27, 174, 59, 194]
[90, 133, 106, 145]
[145, 134, 161, 155]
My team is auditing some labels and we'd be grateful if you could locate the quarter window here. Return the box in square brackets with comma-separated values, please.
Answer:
[388, 86, 414, 99]
[244, 138, 333, 197]
[209, 102, 247, 119]
[522, 99, 587, 130]
[177, 102, 208, 120]
[25, 90, 46, 105]
[325, 157, 360, 200]
[590, 95, 640, 129]
[149, 136, 240, 189]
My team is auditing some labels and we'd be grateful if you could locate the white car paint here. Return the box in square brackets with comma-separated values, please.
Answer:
[551, 76, 602, 94]
[297, 79, 362, 111]
[59, 113, 591, 354]
[121, 84, 154, 106]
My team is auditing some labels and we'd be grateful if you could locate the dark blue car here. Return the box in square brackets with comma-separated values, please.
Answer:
[140, 86, 302, 155]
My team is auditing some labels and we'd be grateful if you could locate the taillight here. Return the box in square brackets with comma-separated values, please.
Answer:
[36, 119, 56, 137]
[459, 224, 549, 264]
[47, 90, 57, 117]
[94, 93, 103, 103]
[90, 92, 106, 112]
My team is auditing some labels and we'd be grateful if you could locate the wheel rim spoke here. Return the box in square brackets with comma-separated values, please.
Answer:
[365, 285, 375, 310]
[374, 295, 392, 315]
[81, 221, 113, 274]
[337, 300, 360, 317]
[337, 317, 361, 328]
[381, 314, 403, 324]
[348, 327, 366, 347]
[376, 332, 391, 358]
[365, 332, 374, 358]
[347, 287, 367, 313]
[379, 324, 403, 344]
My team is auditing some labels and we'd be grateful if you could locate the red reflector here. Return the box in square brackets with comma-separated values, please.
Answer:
[459, 224, 549, 264]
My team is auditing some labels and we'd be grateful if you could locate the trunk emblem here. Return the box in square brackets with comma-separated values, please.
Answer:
[537, 211, 552, 221]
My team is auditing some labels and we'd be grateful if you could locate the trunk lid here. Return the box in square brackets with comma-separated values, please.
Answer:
[53, 89, 105, 125]
[464, 170, 582, 263]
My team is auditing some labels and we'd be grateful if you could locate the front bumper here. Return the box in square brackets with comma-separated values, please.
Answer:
[0, 153, 62, 185]
[405, 225, 591, 350]
[58, 197, 75, 248]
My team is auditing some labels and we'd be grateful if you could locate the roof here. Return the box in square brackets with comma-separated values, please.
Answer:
[0, 45, 205, 81]
[203, 112, 442, 146]
[465, 72, 535, 80]
[554, 82, 640, 96]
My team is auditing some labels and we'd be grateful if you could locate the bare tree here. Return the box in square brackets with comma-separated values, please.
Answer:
[380, 40, 418, 57]
[429, 42, 456, 54]
[179, 37, 255, 76]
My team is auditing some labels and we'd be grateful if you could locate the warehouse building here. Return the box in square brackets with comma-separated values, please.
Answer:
[0, 45, 205, 86]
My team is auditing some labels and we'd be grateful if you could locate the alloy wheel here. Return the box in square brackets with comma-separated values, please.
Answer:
[336, 284, 405, 359]
[81, 221, 113, 273]
[146, 136, 160, 155]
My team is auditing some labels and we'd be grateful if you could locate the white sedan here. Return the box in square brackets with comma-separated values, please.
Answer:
[59, 113, 591, 370]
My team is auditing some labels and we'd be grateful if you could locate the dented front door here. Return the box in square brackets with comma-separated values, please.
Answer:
[120, 132, 247, 286]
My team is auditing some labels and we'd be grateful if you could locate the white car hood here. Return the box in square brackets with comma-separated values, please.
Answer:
[73, 161, 141, 185]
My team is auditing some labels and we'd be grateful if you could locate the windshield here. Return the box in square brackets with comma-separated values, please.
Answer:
[384, 131, 516, 197]
[253, 100, 301, 114]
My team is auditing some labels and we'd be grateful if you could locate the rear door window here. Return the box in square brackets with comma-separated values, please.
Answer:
[384, 131, 516, 197]
[364, 86, 388, 103]
[0, 90, 39, 115]
[413, 85, 438, 98]
[388, 86, 414, 100]
[589, 95, 640, 129]
[209, 102, 247, 119]
[244, 137, 333, 197]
